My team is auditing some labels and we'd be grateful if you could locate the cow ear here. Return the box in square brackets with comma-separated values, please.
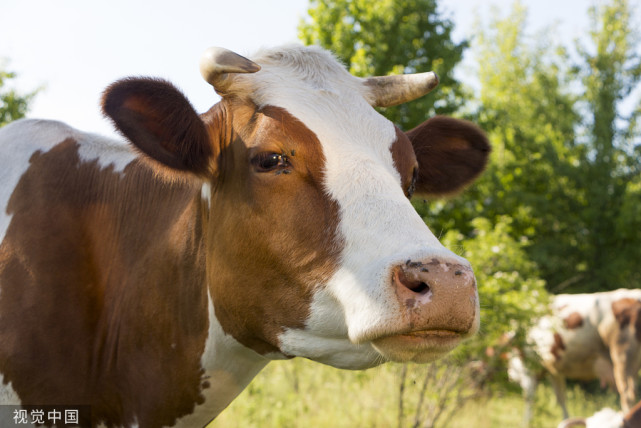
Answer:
[406, 116, 490, 196]
[102, 77, 213, 176]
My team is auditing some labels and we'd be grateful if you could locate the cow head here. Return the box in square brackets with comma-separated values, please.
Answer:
[612, 298, 641, 342]
[102, 45, 489, 369]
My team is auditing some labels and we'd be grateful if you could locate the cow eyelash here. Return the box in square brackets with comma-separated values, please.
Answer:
[251, 152, 290, 173]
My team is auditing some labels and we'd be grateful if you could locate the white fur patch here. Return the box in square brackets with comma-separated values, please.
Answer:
[278, 289, 382, 369]
[0, 374, 21, 405]
[585, 407, 623, 428]
[76, 131, 136, 174]
[201, 182, 211, 209]
[0, 374, 25, 428]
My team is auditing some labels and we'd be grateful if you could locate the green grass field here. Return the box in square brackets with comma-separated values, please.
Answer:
[208, 358, 620, 428]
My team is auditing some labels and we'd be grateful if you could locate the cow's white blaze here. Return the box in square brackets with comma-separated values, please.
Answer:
[235, 46, 470, 365]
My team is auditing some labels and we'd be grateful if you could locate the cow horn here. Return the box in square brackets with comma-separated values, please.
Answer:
[364, 72, 439, 107]
[199, 47, 261, 93]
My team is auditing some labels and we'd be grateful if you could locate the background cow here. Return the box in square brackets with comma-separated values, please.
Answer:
[510, 289, 641, 424]
[0, 45, 489, 427]
[557, 400, 641, 428]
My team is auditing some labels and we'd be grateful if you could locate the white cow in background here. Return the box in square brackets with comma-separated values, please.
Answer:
[510, 289, 641, 424]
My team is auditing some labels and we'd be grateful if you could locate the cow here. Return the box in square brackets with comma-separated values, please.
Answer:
[0, 45, 490, 427]
[510, 289, 641, 424]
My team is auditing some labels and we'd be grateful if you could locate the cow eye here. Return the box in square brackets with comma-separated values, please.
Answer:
[252, 152, 288, 172]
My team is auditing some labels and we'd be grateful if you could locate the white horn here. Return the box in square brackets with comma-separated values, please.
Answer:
[364, 72, 439, 107]
[199, 47, 261, 93]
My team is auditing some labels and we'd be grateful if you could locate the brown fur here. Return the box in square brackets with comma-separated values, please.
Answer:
[0, 138, 209, 427]
[612, 298, 641, 342]
[390, 127, 419, 198]
[563, 312, 584, 329]
[624, 400, 641, 428]
[101, 80, 344, 357]
[201, 101, 342, 354]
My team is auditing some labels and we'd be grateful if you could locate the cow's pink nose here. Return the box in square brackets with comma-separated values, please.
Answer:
[391, 258, 478, 333]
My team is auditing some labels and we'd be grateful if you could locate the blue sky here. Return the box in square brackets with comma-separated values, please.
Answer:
[1, 1, 598, 137]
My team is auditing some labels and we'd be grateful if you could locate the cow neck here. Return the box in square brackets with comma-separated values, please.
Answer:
[194, 103, 271, 419]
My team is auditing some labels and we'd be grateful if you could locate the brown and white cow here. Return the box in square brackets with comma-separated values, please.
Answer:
[510, 289, 641, 422]
[0, 45, 489, 427]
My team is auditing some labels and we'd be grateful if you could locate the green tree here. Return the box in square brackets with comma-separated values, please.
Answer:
[573, 0, 641, 291]
[472, 3, 585, 292]
[420, 2, 583, 289]
[0, 63, 37, 127]
[298, 0, 467, 129]
[443, 217, 548, 357]
[426, 0, 641, 293]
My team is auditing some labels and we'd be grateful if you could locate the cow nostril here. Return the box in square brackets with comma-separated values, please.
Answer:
[394, 267, 433, 295]
[411, 281, 430, 295]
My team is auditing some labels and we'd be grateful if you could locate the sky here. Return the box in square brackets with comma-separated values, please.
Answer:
[1, 0, 599, 138]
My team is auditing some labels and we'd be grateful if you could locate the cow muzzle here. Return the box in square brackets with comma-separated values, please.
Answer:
[370, 257, 479, 363]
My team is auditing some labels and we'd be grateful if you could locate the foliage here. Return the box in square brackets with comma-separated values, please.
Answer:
[443, 217, 549, 361]
[0, 62, 37, 127]
[421, 0, 641, 293]
[419, 2, 582, 289]
[298, 0, 467, 129]
[571, 0, 641, 291]
[208, 357, 617, 428]
[397, 359, 486, 428]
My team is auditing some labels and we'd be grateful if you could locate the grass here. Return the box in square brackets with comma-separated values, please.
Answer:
[208, 358, 620, 428]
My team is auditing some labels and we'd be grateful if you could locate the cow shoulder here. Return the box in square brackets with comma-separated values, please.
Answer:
[405, 116, 490, 196]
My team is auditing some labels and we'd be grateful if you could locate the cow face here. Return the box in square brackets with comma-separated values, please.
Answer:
[102, 45, 489, 369]
[612, 298, 641, 343]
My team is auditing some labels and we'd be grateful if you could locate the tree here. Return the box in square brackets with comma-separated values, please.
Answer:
[573, 0, 641, 291]
[425, 0, 641, 293]
[420, 2, 584, 290]
[298, 0, 467, 129]
[0, 63, 37, 127]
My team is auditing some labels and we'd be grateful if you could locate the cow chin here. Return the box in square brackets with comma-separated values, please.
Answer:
[371, 330, 468, 363]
